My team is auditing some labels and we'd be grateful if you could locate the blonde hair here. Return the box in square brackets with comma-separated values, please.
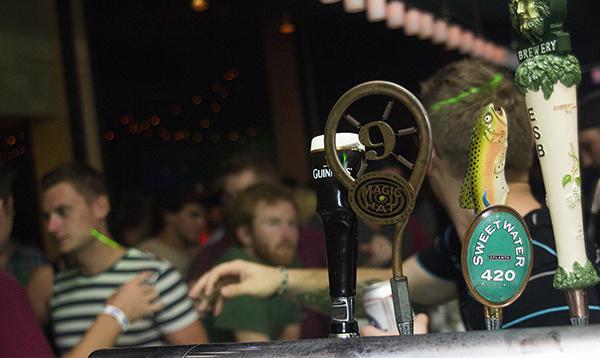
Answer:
[420, 59, 533, 180]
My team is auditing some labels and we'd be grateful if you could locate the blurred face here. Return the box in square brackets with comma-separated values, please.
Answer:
[580, 128, 600, 171]
[43, 182, 103, 254]
[169, 202, 206, 245]
[222, 169, 259, 204]
[247, 200, 299, 266]
[0, 196, 14, 250]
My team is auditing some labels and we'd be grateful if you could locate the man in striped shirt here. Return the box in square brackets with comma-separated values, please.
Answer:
[40, 163, 207, 357]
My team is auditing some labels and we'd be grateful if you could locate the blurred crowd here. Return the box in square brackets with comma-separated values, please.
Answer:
[3, 58, 600, 357]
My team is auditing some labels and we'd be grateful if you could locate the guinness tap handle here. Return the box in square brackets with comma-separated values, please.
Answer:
[311, 133, 364, 338]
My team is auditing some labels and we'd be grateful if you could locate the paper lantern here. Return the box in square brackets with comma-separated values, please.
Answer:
[446, 24, 462, 50]
[472, 37, 485, 58]
[458, 31, 474, 53]
[344, 0, 365, 13]
[432, 18, 448, 44]
[367, 0, 386, 22]
[403, 8, 422, 36]
[417, 12, 434, 39]
[386, 1, 405, 29]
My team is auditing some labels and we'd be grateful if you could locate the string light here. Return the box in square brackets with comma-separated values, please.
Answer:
[105, 64, 262, 148]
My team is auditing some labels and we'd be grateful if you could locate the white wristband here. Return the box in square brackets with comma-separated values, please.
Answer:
[102, 304, 129, 332]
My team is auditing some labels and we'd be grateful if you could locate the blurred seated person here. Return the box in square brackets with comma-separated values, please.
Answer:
[110, 191, 153, 247]
[188, 151, 280, 281]
[203, 183, 301, 343]
[0, 161, 48, 286]
[38, 163, 207, 357]
[579, 91, 600, 244]
[139, 190, 206, 276]
[0, 272, 54, 357]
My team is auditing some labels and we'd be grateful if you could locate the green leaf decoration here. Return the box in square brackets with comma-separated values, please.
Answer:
[554, 261, 600, 290]
[562, 174, 572, 188]
[575, 177, 581, 187]
[515, 55, 582, 99]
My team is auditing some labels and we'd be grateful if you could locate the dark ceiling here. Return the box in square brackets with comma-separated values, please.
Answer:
[83, 0, 600, 191]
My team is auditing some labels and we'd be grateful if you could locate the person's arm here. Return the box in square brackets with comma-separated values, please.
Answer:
[360, 313, 429, 336]
[190, 256, 458, 314]
[164, 320, 208, 345]
[403, 255, 458, 306]
[26, 264, 54, 327]
[155, 266, 208, 345]
[63, 272, 164, 358]
[278, 323, 300, 340]
[234, 330, 269, 342]
[189, 260, 389, 315]
[63, 315, 122, 358]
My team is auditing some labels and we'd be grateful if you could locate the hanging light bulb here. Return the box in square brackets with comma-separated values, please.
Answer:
[417, 12, 434, 39]
[431, 18, 448, 44]
[367, 0, 386, 22]
[386, 1, 405, 29]
[446, 24, 462, 50]
[403, 8, 422, 36]
[459, 31, 475, 54]
[344, 0, 365, 13]
[279, 11, 295, 34]
[191, 0, 209, 12]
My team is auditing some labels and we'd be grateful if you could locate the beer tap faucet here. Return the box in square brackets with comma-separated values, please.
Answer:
[310, 133, 364, 338]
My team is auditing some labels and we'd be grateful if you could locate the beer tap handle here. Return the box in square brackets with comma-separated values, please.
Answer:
[390, 276, 414, 335]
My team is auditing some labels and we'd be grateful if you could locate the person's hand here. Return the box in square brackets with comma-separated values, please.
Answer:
[360, 313, 429, 336]
[189, 260, 281, 316]
[106, 271, 164, 322]
[359, 233, 393, 267]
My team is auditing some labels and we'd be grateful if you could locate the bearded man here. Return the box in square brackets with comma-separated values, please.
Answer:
[204, 183, 301, 342]
[509, 0, 551, 44]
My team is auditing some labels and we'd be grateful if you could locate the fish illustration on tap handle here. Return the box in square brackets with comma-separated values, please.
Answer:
[459, 103, 509, 213]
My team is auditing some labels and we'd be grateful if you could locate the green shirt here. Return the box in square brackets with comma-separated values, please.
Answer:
[206, 245, 300, 342]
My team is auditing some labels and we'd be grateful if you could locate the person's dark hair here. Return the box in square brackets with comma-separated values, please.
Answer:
[218, 151, 279, 187]
[110, 191, 154, 243]
[226, 183, 297, 241]
[420, 59, 533, 181]
[151, 189, 204, 234]
[0, 161, 16, 201]
[41, 162, 108, 202]
[580, 91, 600, 131]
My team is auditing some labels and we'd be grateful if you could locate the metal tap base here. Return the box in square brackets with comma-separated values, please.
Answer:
[566, 288, 589, 326]
[390, 276, 414, 335]
[329, 296, 360, 337]
[484, 306, 503, 330]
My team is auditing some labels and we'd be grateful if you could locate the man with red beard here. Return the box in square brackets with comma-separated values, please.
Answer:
[205, 183, 300, 343]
